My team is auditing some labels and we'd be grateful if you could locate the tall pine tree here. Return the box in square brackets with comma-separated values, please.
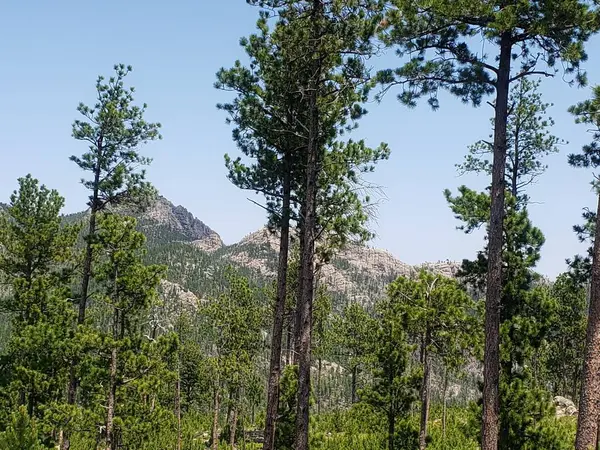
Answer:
[219, 3, 388, 448]
[387, 271, 478, 449]
[568, 85, 600, 449]
[444, 78, 564, 449]
[380, 3, 599, 447]
[65, 64, 161, 449]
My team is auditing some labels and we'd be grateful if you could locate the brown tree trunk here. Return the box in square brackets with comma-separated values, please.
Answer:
[482, 31, 512, 450]
[294, 2, 322, 442]
[78, 205, 97, 325]
[293, 205, 306, 364]
[212, 384, 220, 450]
[263, 154, 291, 450]
[419, 328, 432, 450]
[575, 192, 600, 450]
[229, 404, 239, 449]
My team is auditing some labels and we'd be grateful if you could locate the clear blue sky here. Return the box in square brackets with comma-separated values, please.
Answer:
[1, 0, 598, 278]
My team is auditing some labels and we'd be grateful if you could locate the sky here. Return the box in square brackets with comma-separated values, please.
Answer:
[1, 0, 599, 278]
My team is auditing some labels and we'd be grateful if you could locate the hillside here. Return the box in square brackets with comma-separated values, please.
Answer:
[103, 196, 461, 308]
[31, 196, 462, 308]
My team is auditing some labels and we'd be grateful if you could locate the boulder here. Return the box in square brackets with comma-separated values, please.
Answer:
[554, 396, 577, 417]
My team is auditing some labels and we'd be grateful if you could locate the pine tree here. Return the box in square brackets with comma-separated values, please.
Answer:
[201, 268, 264, 450]
[442, 66, 571, 449]
[0, 175, 78, 446]
[360, 291, 421, 450]
[387, 271, 479, 449]
[268, 5, 386, 447]
[71, 63, 161, 326]
[446, 183, 562, 449]
[331, 303, 376, 404]
[457, 78, 564, 205]
[65, 64, 161, 449]
[568, 85, 600, 449]
[0, 407, 44, 450]
[215, 15, 307, 447]
[545, 273, 587, 401]
[380, 3, 599, 447]
[219, 3, 388, 447]
[89, 214, 168, 450]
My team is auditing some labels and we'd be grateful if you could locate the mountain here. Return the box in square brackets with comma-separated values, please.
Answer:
[132, 197, 460, 308]
[127, 196, 224, 252]
[10, 195, 459, 309]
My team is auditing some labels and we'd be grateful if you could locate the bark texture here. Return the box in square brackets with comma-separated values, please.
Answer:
[419, 328, 432, 450]
[388, 408, 395, 450]
[263, 165, 291, 450]
[229, 405, 238, 449]
[575, 193, 600, 450]
[351, 366, 358, 404]
[294, 3, 321, 444]
[482, 31, 512, 450]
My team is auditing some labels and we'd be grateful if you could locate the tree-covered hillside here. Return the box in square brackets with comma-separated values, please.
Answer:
[63, 196, 459, 310]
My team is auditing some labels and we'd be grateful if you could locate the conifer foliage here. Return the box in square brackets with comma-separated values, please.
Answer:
[0, 175, 78, 446]
[2, 2, 600, 449]
[380, 2, 599, 447]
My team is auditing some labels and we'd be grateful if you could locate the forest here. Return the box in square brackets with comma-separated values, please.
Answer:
[1, 0, 600, 449]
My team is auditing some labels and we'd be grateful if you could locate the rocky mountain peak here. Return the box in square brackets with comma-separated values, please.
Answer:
[143, 196, 224, 251]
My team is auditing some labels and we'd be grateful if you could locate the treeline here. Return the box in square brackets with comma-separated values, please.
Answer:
[2, 1, 600, 450]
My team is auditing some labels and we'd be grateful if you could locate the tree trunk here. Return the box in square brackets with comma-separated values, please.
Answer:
[285, 316, 293, 366]
[212, 385, 220, 450]
[229, 405, 239, 449]
[27, 389, 35, 418]
[575, 192, 600, 450]
[78, 205, 97, 325]
[388, 409, 395, 450]
[482, 31, 512, 450]
[442, 367, 448, 448]
[263, 154, 291, 450]
[351, 365, 357, 404]
[293, 204, 306, 364]
[317, 358, 322, 415]
[294, 26, 321, 449]
[419, 328, 432, 450]
[226, 390, 233, 434]
[106, 265, 120, 450]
